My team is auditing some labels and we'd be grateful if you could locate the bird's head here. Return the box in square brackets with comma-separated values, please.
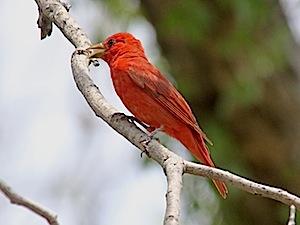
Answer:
[87, 32, 146, 64]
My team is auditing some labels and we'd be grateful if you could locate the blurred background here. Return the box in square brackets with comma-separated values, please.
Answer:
[1, 0, 300, 224]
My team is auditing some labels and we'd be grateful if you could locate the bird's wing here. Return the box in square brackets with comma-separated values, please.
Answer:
[128, 64, 212, 145]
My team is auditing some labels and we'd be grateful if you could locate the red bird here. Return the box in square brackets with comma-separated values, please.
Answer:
[87, 32, 227, 198]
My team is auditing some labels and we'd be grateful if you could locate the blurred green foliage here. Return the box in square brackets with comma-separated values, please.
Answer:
[87, 0, 300, 224]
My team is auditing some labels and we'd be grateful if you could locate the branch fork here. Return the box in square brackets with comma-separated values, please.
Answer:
[1, 1, 299, 225]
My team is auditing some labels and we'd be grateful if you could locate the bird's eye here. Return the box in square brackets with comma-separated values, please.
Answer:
[107, 39, 115, 47]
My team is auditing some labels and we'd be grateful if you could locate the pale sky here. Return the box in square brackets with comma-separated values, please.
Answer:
[1, 1, 299, 225]
[0, 1, 167, 225]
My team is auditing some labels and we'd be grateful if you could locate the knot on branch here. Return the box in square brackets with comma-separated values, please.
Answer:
[165, 215, 178, 224]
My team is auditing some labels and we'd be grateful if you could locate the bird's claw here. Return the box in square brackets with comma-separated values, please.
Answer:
[147, 126, 164, 139]
[111, 112, 129, 123]
[137, 125, 162, 146]
[140, 135, 152, 145]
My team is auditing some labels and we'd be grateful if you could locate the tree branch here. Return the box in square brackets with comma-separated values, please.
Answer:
[5, 0, 298, 224]
[35, 0, 90, 47]
[163, 156, 184, 225]
[184, 162, 300, 210]
[287, 205, 296, 225]
[70, 48, 300, 216]
[0, 180, 59, 225]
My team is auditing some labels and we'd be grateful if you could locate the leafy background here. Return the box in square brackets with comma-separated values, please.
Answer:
[1, 0, 300, 224]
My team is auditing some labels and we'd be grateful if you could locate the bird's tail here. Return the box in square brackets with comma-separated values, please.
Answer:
[185, 131, 228, 199]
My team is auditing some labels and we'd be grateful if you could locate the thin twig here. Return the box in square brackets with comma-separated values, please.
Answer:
[0, 180, 59, 225]
[184, 161, 300, 211]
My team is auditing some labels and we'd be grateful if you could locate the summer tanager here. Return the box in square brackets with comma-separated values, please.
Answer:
[87, 32, 228, 198]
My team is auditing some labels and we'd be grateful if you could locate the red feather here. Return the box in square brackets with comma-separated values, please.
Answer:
[92, 32, 227, 198]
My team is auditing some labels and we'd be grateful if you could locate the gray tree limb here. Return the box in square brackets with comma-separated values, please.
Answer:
[287, 205, 296, 225]
[2, 0, 299, 225]
[0, 179, 59, 225]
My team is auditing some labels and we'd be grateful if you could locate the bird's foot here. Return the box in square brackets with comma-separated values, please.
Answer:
[111, 112, 129, 122]
[113, 114, 150, 130]
[139, 126, 164, 158]
[111, 113, 163, 143]
[148, 126, 164, 138]
[126, 116, 161, 140]
[139, 125, 163, 146]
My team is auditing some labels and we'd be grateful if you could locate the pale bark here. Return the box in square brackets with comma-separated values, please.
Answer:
[1, 1, 299, 225]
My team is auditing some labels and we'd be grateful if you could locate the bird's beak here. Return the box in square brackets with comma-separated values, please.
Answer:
[87, 43, 106, 59]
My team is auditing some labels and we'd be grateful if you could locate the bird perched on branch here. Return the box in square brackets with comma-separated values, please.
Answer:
[87, 32, 228, 198]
